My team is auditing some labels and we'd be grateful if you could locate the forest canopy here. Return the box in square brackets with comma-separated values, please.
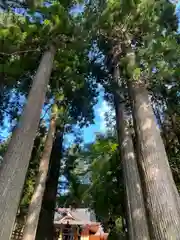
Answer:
[0, 0, 180, 240]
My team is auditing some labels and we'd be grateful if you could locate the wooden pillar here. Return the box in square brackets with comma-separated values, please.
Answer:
[58, 228, 62, 240]
[74, 226, 78, 240]
[81, 225, 89, 240]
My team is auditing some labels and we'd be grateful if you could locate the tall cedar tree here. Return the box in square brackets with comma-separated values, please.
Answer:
[126, 49, 180, 238]
[0, 45, 55, 239]
[22, 105, 57, 240]
[113, 65, 149, 239]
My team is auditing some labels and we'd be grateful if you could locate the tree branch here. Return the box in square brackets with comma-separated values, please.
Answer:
[40, 104, 52, 123]
[0, 49, 40, 56]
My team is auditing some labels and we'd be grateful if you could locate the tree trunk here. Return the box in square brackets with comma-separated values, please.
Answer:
[0, 45, 55, 240]
[36, 125, 64, 240]
[113, 65, 149, 240]
[128, 79, 180, 239]
[22, 106, 57, 240]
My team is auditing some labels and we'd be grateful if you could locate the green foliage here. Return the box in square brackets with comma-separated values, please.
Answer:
[82, 135, 123, 224]
[62, 133, 124, 234]
[0, 0, 97, 129]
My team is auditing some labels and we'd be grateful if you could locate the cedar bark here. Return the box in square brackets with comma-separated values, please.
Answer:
[36, 126, 64, 240]
[113, 65, 149, 240]
[0, 45, 55, 240]
[22, 108, 57, 240]
[128, 79, 180, 239]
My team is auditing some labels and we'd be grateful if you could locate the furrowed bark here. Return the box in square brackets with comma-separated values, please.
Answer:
[128, 78, 180, 239]
[0, 45, 55, 240]
[22, 106, 57, 240]
[113, 65, 149, 240]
